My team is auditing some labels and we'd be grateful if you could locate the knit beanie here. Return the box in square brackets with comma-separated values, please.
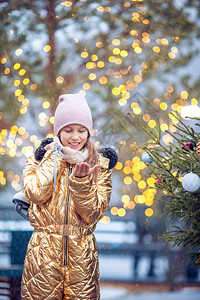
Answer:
[54, 93, 93, 136]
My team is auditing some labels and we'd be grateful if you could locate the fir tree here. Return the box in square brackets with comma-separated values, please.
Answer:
[128, 111, 200, 264]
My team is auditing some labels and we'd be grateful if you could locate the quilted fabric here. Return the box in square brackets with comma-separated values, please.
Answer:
[21, 150, 112, 299]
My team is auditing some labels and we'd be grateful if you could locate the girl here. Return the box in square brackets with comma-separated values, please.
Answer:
[20, 93, 117, 299]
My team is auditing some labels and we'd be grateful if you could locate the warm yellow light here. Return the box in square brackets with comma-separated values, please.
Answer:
[134, 47, 142, 53]
[142, 37, 150, 43]
[22, 98, 29, 105]
[148, 120, 156, 128]
[191, 98, 198, 105]
[122, 195, 130, 204]
[81, 51, 88, 58]
[91, 55, 98, 61]
[134, 75, 142, 83]
[50, 116, 54, 124]
[19, 107, 27, 114]
[143, 114, 151, 122]
[180, 90, 188, 100]
[97, 6, 104, 12]
[160, 123, 168, 132]
[56, 76, 64, 84]
[39, 120, 46, 127]
[138, 180, 146, 189]
[160, 102, 168, 110]
[119, 98, 127, 106]
[30, 84, 37, 90]
[14, 63, 21, 70]
[133, 107, 141, 115]
[44, 45, 51, 52]
[30, 135, 37, 143]
[120, 50, 128, 57]
[112, 87, 120, 96]
[133, 174, 141, 182]
[18, 127, 26, 135]
[113, 48, 120, 55]
[11, 126, 18, 133]
[171, 47, 178, 53]
[97, 61, 105, 68]
[0, 178, 6, 185]
[108, 56, 115, 63]
[145, 199, 153, 206]
[145, 208, 153, 217]
[15, 49, 23, 56]
[15, 89, 22, 97]
[0, 148, 6, 155]
[86, 62, 96, 69]
[88, 73, 96, 80]
[1, 57, 7, 64]
[9, 149, 16, 157]
[167, 86, 174, 93]
[111, 207, 118, 215]
[128, 201, 135, 209]
[83, 83, 90, 90]
[61, 1, 72, 6]
[130, 30, 138, 36]
[162, 134, 173, 145]
[138, 195, 146, 204]
[123, 166, 132, 174]
[19, 69, 26, 76]
[4, 68, 10, 74]
[152, 46, 160, 53]
[161, 38, 169, 45]
[118, 208, 126, 217]
[23, 78, 30, 85]
[112, 39, 120, 46]
[115, 162, 123, 170]
[96, 42, 103, 48]
[124, 176, 132, 185]
[168, 52, 176, 59]
[115, 58, 122, 65]
[14, 80, 20, 87]
[99, 77, 107, 84]
[39, 112, 46, 120]
[147, 178, 155, 186]
[43, 101, 50, 109]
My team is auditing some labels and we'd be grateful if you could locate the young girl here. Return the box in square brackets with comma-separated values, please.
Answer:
[20, 93, 117, 300]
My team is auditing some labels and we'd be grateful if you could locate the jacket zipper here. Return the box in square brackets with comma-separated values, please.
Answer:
[64, 164, 72, 266]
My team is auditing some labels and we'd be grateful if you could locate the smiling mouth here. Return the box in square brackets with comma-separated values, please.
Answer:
[69, 142, 81, 146]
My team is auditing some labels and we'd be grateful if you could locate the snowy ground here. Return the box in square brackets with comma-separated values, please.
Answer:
[100, 287, 200, 300]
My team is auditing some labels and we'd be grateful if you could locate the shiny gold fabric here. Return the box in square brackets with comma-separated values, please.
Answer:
[21, 150, 112, 300]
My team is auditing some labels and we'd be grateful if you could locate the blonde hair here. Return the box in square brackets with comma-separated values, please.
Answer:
[83, 137, 99, 182]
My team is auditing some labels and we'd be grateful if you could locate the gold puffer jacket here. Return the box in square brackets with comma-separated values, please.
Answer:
[21, 149, 112, 300]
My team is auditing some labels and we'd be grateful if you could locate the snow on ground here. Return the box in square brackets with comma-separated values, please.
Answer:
[100, 287, 200, 300]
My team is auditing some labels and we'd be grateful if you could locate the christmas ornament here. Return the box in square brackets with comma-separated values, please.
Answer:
[155, 179, 165, 183]
[181, 141, 194, 151]
[196, 139, 200, 156]
[142, 153, 152, 164]
[182, 172, 200, 192]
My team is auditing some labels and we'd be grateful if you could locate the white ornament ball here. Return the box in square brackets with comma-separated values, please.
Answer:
[182, 172, 200, 192]
[142, 153, 153, 164]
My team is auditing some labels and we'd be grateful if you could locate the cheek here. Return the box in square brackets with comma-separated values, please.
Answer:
[60, 133, 69, 144]
[82, 133, 88, 143]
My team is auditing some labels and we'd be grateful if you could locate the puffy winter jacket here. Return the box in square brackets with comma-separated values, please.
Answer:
[21, 146, 114, 300]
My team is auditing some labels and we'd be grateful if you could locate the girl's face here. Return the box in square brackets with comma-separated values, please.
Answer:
[59, 124, 88, 151]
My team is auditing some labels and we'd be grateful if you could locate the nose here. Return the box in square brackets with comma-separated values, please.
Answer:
[71, 132, 79, 140]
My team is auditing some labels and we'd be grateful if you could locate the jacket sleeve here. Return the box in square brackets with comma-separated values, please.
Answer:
[23, 150, 67, 204]
[69, 155, 112, 224]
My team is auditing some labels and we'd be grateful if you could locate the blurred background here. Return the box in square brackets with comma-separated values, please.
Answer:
[0, 0, 200, 299]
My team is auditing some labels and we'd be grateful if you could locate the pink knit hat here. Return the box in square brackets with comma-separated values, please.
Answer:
[54, 93, 93, 136]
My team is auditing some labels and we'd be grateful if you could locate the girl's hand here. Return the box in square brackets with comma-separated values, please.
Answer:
[73, 162, 99, 178]
[44, 142, 56, 151]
